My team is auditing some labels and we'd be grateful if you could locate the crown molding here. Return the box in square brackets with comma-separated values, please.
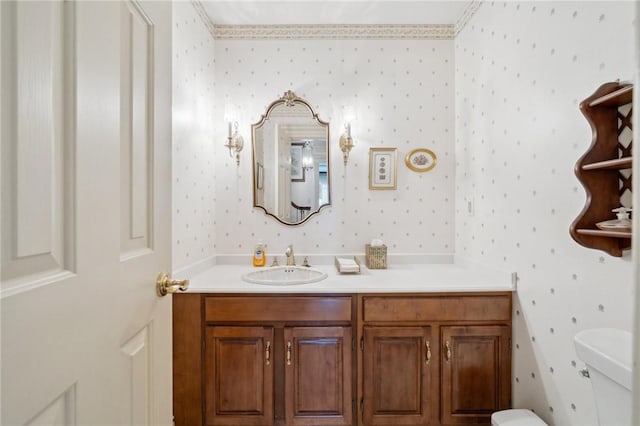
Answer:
[212, 24, 454, 40]
[191, 0, 216, 38]
[192, 0, 482, 41]
[454, 0, 483, 37]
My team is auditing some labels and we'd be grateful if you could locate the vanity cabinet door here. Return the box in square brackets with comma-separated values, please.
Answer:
[284, 326, 353, 426]
[440, 325, 511, 425]
[362, 326, 435, 425]
[204, 326, 274, 426]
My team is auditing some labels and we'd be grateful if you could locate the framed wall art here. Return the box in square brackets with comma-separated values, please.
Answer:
[369, 147, 397, 190]
[405, 148, 437, 172]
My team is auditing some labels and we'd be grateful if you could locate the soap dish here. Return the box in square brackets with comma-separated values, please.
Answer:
[595, 207, 632, 232]
[595, 222, 631, 232]
[335, 256, 361, 274]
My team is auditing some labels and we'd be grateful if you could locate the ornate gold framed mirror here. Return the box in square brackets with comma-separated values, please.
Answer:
[252, 91, 330, 225]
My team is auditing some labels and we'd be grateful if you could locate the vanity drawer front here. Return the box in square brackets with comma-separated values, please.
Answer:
[205, 296, 352, 322]
[362, 294, 511, 322]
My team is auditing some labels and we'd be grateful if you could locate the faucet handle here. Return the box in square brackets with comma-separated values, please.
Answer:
[302, 257, 311, 267]
[271, 257, 280, 267]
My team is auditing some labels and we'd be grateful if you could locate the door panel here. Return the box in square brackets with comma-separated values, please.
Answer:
[441, 325, 511, 425]
[1, 0, 75, 292]
[120, 326, 152, 425]
[24, 385, 76, 426]
[1, 1, 172, 424]
[120, 0, 153, 258]
[205, 326, 275, 426]
[284, 326, 353, 426]
[363, 326, 433, 425]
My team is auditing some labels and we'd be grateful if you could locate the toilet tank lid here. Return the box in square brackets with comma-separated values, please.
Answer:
[574, 328, 632, 390]
[491, 409, 547, 426]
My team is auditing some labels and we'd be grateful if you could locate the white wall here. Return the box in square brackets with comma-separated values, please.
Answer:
[213, 39, 455, 258]
[455, 2, 636, 425]
[171, 2, 217, 271]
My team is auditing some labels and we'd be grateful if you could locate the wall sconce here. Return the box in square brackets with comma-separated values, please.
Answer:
[339, 106, 355, 165]
[224, 104, 244, 165]
[302, 140, 314, 171]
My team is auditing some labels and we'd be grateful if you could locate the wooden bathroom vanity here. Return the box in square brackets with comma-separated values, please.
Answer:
[173, 286, 512, 426]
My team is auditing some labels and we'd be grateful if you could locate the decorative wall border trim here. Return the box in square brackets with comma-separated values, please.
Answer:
[454, 0, 483, 37]
[213, 24, 454, 40]
[192, 0, 482, 41]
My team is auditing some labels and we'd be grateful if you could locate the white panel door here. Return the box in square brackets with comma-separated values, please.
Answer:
[1, 1, 173, 425]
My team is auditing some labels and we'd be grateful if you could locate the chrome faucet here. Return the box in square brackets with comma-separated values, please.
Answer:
[285, 245, 295, 266]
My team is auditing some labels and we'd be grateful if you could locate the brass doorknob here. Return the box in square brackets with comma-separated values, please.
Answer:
[156, 272, 189, 297]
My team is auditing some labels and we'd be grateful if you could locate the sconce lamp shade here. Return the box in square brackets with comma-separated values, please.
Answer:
[343, 105, 356, 123]
[223, 103, 236, 122]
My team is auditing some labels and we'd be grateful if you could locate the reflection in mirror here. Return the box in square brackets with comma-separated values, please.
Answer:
[252, 91, 330, 225]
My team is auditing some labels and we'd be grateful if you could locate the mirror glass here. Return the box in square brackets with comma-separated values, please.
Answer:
[252, 91, 330, 225]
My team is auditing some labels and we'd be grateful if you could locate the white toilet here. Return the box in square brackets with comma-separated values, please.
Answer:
[574, 328, 633, 426]
[491, 408, 547, 425]
[493, 327, 632, 426]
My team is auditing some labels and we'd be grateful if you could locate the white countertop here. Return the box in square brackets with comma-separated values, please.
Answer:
[186, 261, 515, 293]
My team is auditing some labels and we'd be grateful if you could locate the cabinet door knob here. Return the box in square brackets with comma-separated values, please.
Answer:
[265, 341, 271, 365]
[425, 340, 431, 364]
[286, 341, 292, 366]
[445, 341, 452, 362]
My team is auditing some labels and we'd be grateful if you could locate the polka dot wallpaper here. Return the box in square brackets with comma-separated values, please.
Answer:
[455, 2, 635, 425]
[213, 39, 455, 256]
[172, 2, 217, 271]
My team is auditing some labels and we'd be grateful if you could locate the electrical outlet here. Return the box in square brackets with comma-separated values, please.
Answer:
[466, 197, 475, 216]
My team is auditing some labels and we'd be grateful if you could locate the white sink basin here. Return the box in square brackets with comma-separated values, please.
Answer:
[242, 266, 328, 285]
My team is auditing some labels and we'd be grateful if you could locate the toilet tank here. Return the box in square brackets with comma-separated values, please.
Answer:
[574, 328, 632, 426]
